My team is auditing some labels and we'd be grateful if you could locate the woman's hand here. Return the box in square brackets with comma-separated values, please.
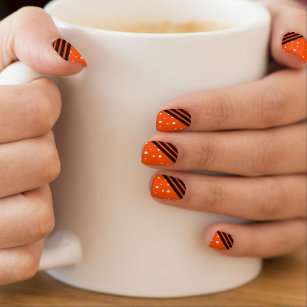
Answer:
[142, 2, 307, 257]
[0, 7, 85, 285]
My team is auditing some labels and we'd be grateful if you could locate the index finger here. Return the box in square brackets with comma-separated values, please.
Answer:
[156, 68, 306, 132]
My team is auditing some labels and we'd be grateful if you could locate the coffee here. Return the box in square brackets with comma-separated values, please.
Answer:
[74, 19, 232, 33]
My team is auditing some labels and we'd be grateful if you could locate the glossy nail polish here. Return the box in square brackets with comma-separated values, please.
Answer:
[209, 231, 234, 250]
[53, 38, 87, 66]
[156, 109, 191, 132]
[151, 174, 186, 200]
[282, 32, 307, 64]
[142, 141, 178, 165]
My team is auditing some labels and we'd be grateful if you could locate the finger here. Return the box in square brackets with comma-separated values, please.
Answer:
[142, 122, 306, 176]
[0, 6, 86, 74]
[150, 172, 306, 220]
[0, 78, 61, 143]
[0, 131, 61, 198]
[0, 185, 54, 248]
[267, 3, 307, 67]
[204, 218, 306, 258]
[156, 69, 306, 132]
[0, 239, 44, 286]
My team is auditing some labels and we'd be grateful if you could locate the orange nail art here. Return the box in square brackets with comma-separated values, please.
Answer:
[282, 32, 307, 64]
[142, 141, 178, 165]
[151, 174, 186, 200]
[156, 109, 191, 132]
[53, 38, 87, 66]
[209, 231, 234, 250]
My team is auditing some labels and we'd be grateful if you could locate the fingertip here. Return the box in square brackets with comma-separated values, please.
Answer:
[205, 224, 236, 254]
[12, 7, 87, 76]
[270, 7, 307, 69]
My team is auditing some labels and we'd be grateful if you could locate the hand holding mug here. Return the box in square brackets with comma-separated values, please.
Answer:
[0, 7, 85, 285]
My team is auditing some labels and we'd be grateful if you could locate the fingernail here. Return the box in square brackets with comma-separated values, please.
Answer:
[151, 174, 186, 200]
[142, 141, 178, 165]
[209, 231, 234, 250]
[156, 109, 191, 132]
[282, 32, 307, 64]
[53, 38, 87, 66]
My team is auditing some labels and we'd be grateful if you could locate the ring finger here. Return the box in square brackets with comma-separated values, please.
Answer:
[149, 172, 306, 221]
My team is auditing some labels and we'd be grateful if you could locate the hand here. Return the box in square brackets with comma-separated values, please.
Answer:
[0, 7, 86, 285]
[142, 3, 306, 257]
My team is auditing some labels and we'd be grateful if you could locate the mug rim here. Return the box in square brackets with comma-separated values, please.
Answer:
[45, 0, 271, 37]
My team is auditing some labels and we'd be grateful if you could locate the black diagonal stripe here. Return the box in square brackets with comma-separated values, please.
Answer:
[169, 109, 191, 123]
[64, 43, 71, 61]
[165, 110, 190, 127]
[228, 234, 234, 243]
[168, 176, 185, 196]
[163, 142, 178, 155]
[283, 32, 295, 38]
[54, 39, 61, 52]
[158, 141, 178, 157]
[282, 35, 303, 45]
[282, 33, 302, 41]
[177, 177, 186, 191]
[152, 141, 176, 163]
[171, 109, 191, 123]
[223, 232, 233, 248]
[59, 39, 67, 57]
[178, 109, 191, 118]
[163, 175, 183, 199]
[217, 231, 229, 249]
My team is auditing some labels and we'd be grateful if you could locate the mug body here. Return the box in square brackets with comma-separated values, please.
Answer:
[45, 0, 270, 297]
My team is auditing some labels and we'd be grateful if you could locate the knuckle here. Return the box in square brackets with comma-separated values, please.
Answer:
[204, 184, 224, 212]
[248, 133, 279, 176]
[32, 200, 55, 240]
[197, 137, 219, 169]
[257, 181, 284, 218]
[257, 83, 286, 127]
[205, 90, 231, 128]
[23, 92, 54, 135]
[40, 135, 61, 182]
[15, 250, 39, 281]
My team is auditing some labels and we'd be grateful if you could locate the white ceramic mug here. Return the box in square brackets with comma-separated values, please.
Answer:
[0, 0, 271, 298]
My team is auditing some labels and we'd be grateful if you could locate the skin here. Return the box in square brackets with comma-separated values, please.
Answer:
[0, 7, 84, 286]
[0, 2, 305, 285]
[146, 2, 307, 258]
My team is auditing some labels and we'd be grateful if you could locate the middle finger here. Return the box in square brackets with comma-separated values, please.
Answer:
[142, 122, 306, 176]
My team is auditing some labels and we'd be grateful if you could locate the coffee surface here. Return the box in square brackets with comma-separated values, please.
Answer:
[74, 19, 231, 33]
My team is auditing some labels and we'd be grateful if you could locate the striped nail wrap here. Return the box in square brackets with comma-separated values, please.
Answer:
[142, 141, 178, 165]
[53, 38, 72, 60]
[209, 231, 234, 250]
[52, 38, 87, 66]
[282, 32, 307, 64]
[151, 174, 186, 200]
[282, 32, 303, 44]
[156, 109, 191, 132]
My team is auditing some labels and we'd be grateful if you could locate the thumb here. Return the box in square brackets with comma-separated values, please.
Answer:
[0, 6, 87, 75]
[266, 2, 307, 68]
